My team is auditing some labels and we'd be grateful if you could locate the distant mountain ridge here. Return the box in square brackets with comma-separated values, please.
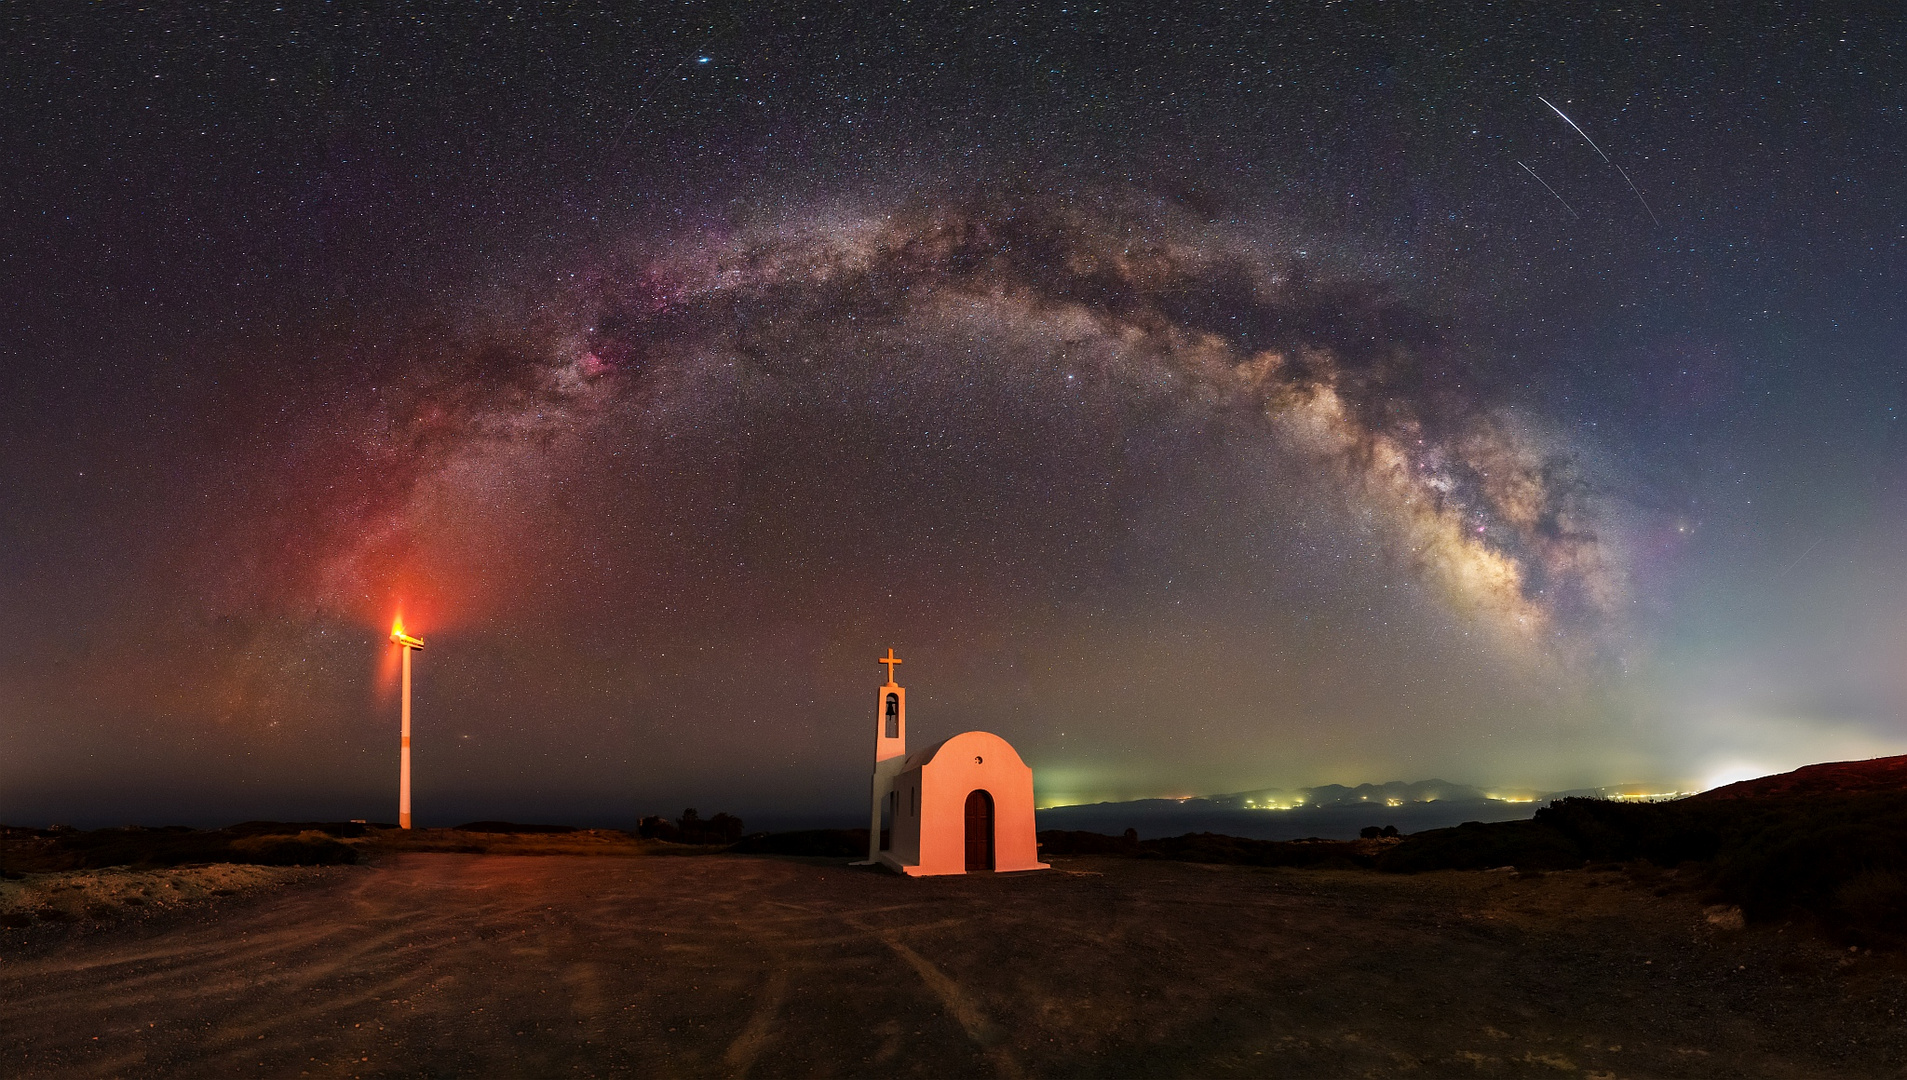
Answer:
[1204, 779, 1522, 810]
[1035, 778, 1670, 841]
[1036, 758, 1907, 841]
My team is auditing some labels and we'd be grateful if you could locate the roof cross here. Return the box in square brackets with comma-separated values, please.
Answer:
[878, 648, 903, 685]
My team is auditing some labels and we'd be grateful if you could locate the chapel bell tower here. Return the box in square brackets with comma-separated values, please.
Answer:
[854, 648, 909, 865]
[876, 647, 906, 760]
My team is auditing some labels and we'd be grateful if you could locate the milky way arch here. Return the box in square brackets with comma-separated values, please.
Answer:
[320, 196, 1624, 664]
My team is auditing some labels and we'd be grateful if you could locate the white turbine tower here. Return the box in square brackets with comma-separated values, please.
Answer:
[391, 619, 426, 829]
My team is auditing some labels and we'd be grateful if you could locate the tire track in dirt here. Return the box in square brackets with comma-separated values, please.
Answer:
[862, 922, 1024, 1078]
[766, 886, 1020, 1078]
[720, 965, 789, 1076]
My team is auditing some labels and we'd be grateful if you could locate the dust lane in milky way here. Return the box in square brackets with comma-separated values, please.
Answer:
[321, 197, 1627, 662]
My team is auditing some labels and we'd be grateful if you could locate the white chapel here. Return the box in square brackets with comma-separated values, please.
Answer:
[855, 649, 1048, 876]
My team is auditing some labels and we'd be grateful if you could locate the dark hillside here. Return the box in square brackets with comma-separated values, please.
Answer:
[1690, 755, 1907, 801]
[1377, 792, 1907, 947]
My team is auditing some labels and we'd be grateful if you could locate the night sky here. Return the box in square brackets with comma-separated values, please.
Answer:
[4, 4, 1903, 828]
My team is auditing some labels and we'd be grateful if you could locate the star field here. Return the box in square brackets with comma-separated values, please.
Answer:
[2, 3, 1903, 826]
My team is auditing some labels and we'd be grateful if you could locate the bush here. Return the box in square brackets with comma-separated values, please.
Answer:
[2, 824, 360, 871]
[636, 815, 679, 841]
[1038, 830, 1138, 856]
[452, 821, 579, 834]
[227, 831, 357, 866]
[639, 809, 745, 845]
[227, 821, 368, 839]
[1039, 830, 1373, 868]
[1377, 819, 1583, 873]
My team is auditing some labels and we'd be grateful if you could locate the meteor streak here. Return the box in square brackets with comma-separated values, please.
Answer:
[1537, 95, 1661, 227]
[1772, 537, 1823, 581]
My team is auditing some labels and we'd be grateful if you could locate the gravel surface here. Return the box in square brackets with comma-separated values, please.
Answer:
[1, 853, 1903, 1077]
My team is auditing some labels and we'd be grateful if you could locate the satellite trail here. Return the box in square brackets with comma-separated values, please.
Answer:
[1537, 95, 1661, 227]
[1518, 160, 1579, 217]
[1538, 96, 1610, 163]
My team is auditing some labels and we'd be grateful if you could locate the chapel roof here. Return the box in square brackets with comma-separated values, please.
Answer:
[899, 730, 1023, 772]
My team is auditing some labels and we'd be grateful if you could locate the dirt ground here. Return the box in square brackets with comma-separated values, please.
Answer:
[2, 853, 1904, 1078]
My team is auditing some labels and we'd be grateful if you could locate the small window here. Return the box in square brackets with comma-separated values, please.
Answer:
[910, 784, 918, 816]
[884, 693, 899, 739]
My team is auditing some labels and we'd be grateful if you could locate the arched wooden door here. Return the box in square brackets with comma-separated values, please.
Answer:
[964, 789, 995, 872]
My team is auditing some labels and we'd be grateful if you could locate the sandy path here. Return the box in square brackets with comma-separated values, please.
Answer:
[1, 854, 1903, 1077]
